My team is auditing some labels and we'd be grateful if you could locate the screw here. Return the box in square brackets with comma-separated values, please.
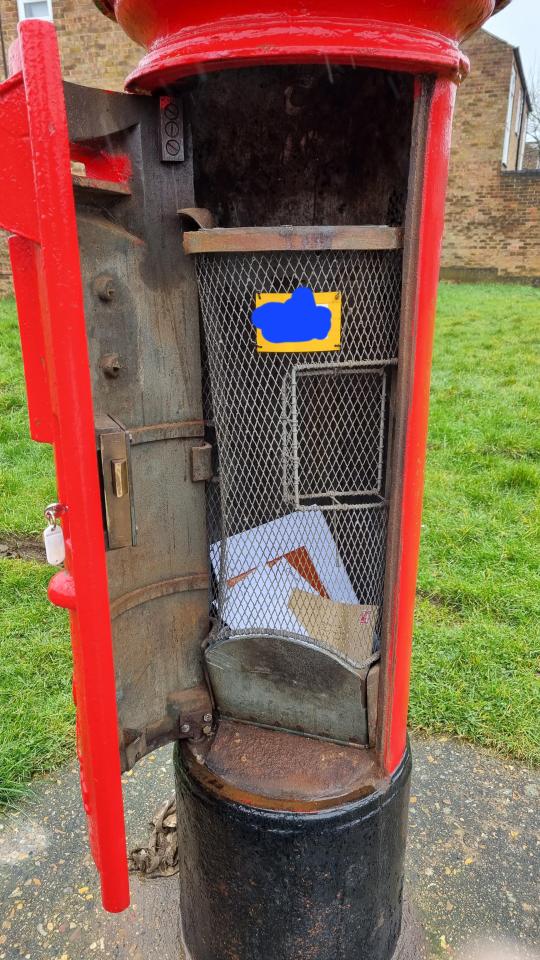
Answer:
[202, 724, 212, 736]
[203, 713, 213, 723]
[180, 723, 190, 734]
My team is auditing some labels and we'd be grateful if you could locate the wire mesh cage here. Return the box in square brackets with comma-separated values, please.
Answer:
[196, 247, 402, 667]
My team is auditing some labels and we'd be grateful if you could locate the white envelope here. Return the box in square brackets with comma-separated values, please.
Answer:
[220, 557, 319, 635]
[211, 510, 358, 606]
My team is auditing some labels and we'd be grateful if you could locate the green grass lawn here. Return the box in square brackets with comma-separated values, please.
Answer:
[0, 283, 538, 806]
[410, 283, 540, 764]
[0, 297, 56, 538]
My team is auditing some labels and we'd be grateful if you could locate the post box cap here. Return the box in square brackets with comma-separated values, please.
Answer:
[94, 0, 511, 92]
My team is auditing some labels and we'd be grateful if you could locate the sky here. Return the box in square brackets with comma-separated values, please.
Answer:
[486, 0, 539, 87]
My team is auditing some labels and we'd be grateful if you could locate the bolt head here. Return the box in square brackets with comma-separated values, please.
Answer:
[93, 274, 115, 302]
[180, 722, 191, 734]
[202, 724, 212, 736]
[100, 353, 121, 378]
[203, 713, 213, 723]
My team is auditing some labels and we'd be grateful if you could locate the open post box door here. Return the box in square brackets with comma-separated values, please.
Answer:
[1, 1, 502, 948]
[0, 20, 211, 911]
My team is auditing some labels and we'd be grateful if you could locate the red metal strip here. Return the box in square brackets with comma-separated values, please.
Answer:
[8, 237, 54, 443]
[11, 20, 129, 911]
[0, 73, 39, 241]
[70, 144, 132, 184]
[384, 79, 457, 775]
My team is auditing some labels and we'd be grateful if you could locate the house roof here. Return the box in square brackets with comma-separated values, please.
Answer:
[480, 27, 532, 111]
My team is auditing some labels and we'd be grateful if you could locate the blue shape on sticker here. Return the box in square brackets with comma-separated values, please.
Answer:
[251, 287, 332, 344]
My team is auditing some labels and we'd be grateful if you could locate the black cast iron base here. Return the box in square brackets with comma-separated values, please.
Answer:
[174, 733, 412, 960]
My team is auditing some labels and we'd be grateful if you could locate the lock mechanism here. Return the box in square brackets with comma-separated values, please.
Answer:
[96, 417, 136, 550]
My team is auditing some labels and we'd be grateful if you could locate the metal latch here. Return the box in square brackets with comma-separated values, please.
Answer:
[97, 417, 136, 550]
[191, 442, 213, 482]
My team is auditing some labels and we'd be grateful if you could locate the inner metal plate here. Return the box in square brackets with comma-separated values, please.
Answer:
[205, 633, 371, 745]
[196, 719, 384, 808]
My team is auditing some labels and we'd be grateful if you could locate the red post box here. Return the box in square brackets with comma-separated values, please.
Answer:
[0, 1, 509, 956]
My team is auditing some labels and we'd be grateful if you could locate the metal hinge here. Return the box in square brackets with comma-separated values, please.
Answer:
[120, 684, 214, 771]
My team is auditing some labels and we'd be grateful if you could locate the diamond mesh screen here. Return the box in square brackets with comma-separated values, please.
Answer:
[197, 249, 402, 666]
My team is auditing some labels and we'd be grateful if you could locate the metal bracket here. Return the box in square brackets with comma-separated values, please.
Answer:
[191, 442, 213, 482]
[159, 96, 184, 162]
[120, 683, 214, 771]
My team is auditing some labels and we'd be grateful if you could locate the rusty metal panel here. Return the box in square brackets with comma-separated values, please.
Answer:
[183, 225, 403, 254]
[198, 719, 384, 808]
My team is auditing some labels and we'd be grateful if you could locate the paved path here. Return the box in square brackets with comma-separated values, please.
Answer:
[0, 736, 538, 960]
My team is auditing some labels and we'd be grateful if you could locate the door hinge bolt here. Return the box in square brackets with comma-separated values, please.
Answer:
[203, 713, 213, 723]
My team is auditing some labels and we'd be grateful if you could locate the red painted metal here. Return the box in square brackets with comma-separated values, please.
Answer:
[70, 144, 132, 183]
[8, 238, 54, 443]
[384, 78, 457, 775]
[0, 21, 129, 912]
[94, 0, 502, 92]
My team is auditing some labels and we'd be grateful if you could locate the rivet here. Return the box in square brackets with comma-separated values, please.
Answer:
[181, 723, 191, 734]
[100, 353, 121, 378]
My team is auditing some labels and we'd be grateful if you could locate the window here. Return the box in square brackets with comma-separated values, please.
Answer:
[17, 0, 53, 20]
[515, 88, 524, 135]
[502, 66, 516, 167]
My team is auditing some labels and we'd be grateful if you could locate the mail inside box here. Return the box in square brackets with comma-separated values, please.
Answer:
[211, 511, 379, 665]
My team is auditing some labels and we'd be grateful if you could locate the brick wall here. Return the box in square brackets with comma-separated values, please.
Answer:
[442, 30, 540, 283]
[1, 15, 539, 295]
[0, 0, 139, 296]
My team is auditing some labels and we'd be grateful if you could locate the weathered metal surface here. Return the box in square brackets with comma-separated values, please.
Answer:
[159, 95, 184, 162]
[127, 419, 204, 445]
[189, 67, 413, 230]
[94, 0, 505, 90]
[175, 738, 411, 960]
[72, 174, 131, 206]
[183, 225, 403, 255]
[178, 206, 216, 230]
[121, 683, 213, 770]
[64, 80, 142, 141]
[366, 660, 380, 748]
[205, 634, 370, 745]
[198, 719, 383, 808]
[191, 442, 213, 482]
[68, 78, 211, 765]
[110, 572, 209, 619]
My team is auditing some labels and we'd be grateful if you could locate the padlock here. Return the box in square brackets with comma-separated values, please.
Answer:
[43, 503, 66, 566]
[43, 522, 65, 565]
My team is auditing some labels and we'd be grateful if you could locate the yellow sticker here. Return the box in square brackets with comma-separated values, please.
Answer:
[254, 290, 341, 353]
